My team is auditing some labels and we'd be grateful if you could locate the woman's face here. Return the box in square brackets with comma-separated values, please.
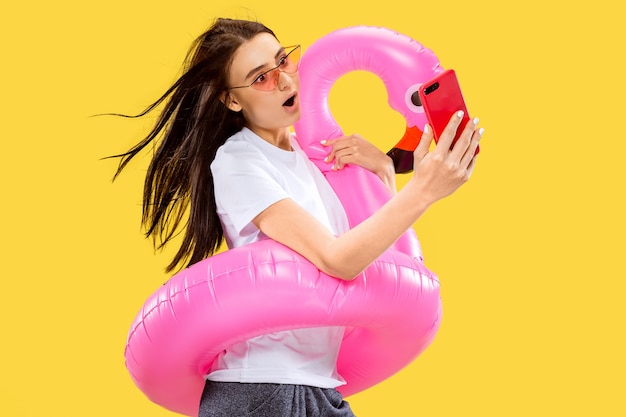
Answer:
[225, 33, 301, 140]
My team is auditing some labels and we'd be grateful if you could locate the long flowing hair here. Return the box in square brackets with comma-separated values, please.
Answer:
[108, 18, 276, 272]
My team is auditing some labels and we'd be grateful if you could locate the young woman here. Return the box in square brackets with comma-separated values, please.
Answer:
[112, 17, 482, 417]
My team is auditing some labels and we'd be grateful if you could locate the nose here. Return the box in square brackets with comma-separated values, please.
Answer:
[277, 70, 294, 91]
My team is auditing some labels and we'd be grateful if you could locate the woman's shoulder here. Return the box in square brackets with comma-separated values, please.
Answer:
[214, 130, 262, 160]
[217, 129, 253, 152]
[211, 129, 273, 173]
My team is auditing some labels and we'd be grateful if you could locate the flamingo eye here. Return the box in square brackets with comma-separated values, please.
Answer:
[405, 84, 425, 114]
[410, 91, 422, 107]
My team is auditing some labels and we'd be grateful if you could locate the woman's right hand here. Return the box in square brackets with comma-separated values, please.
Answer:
[254, 111, 483, 281]
[410, 111, 483, 206]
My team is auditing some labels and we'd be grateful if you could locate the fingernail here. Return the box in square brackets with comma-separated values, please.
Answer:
[457, 110, 464, 118]
[324, 156, 329, 162]
[424, 124, 430, 134]
[473, 117, 479, 125]
[320, 140, 327, 145]
[478, 128, 485, 136]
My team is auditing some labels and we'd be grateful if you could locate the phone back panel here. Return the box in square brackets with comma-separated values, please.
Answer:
[418, 69, 470, 143]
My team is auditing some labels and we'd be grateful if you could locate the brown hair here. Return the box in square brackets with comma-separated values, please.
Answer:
[109, 18, 276, 272]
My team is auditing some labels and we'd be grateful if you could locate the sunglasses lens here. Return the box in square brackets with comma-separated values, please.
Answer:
[250, 46, 300, 91]
[252, 69, 281, 91]
[283, 46, 300, 73]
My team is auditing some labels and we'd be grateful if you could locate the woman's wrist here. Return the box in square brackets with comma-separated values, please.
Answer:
[403, 176, 435, 212]
[374, 155, 397, 193]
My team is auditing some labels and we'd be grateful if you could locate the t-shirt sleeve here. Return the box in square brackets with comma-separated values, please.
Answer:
[211, 141, 289, 235]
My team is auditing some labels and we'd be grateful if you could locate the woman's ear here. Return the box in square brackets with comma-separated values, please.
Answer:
[220, 91, 242, 112]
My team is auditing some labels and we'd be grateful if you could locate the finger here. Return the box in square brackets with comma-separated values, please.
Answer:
[449, 117, 479, 160]
[465, 156, 477, 178]
[320, 138, 340, 150]
[322, 136, 353, 163]
[324, 149, 335, 164]
[328, 144, 354, 165]
[460, 127, 484, 168]
[333, 148, 355, 170]
[322, 135, 356, 146]
[323, 140, 343, 163]
[433, 110, 465, 155]
[413, 124, 434, 160]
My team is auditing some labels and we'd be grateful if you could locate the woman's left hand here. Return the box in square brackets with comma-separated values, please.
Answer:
[322, 134, 396, 193]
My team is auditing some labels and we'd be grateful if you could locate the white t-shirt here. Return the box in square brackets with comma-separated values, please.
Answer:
[206, 127, 350, 388]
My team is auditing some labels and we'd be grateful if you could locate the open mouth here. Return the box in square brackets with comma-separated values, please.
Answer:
[283, 94, 296, 107]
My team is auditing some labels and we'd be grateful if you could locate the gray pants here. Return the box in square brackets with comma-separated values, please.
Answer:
[199, 381, 357, 417]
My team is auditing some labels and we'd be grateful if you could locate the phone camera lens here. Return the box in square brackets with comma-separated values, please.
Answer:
[425, 82, 439, 95]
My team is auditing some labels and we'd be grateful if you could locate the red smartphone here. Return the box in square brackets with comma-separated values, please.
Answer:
[418, 69, 479, 155]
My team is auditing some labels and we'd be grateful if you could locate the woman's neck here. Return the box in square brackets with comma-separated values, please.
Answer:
[248, 125, 293, 151]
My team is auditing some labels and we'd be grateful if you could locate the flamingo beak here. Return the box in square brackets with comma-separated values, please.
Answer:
[386, 125, 424, 174]
[394, 125, 423, 151]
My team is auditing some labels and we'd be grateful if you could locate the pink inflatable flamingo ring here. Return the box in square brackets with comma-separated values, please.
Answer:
[124, 26, 445, 416]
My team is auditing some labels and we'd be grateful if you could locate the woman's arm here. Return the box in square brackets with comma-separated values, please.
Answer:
[253, 112, 483, 280]
[321, 134, 397, 194]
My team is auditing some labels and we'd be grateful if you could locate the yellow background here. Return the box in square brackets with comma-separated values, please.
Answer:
[2, 0, 624, 416]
